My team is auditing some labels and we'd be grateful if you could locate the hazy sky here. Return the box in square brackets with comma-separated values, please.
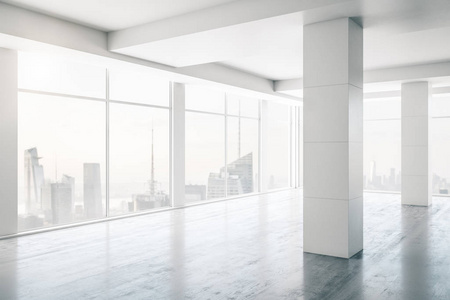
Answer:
[18, 52, 293, 207]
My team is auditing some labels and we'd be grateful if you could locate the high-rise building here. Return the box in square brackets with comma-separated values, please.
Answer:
[51, 178, 74, 224]
[24, 148, 45, 212]
[185, 184, 207, 202]
[128, 125, 169, 212]
[40, 175, 75, 224]
[369, 160, 376, 184]
[224, 152, 253, 194]
[207, 172, 227, 199]
[207, 152, 253, 199]
[84, 163, 103, 219]
[389, 168, 396, 187]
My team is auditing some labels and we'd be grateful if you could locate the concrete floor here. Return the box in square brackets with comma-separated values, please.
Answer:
[1, 190, 450, 299]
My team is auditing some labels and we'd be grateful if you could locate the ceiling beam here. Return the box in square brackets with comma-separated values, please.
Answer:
[274, 78, 304, 92]
[274, 61, 450, 92]
[108, 0, 352, 50]
[0, 2, 297, 102]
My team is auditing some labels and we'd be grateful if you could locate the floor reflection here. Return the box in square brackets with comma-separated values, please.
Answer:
[0, 239, 17, 300]
[170, 211, 185, 299]
[401, 205, 430, 300]
[303, 252, 364, 299]
[3, 191, 450, 299]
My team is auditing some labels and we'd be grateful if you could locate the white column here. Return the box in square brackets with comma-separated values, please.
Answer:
[401, 82, 431, 206]
[303, 18, 363, 258]
[172, 83, 185, 207]
[0, 48, 18, 236]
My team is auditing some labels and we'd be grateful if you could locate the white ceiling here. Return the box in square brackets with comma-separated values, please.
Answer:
[3, 0, 450, 82]
[0, 0, 239, 31]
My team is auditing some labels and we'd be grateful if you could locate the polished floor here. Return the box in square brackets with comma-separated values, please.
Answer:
[1, 190, 450, 299]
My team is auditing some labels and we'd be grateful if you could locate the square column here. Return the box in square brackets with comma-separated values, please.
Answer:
[401, 82, 431, 206]
[172, 83, 185, 208]
[303, 18, 363, 258]
[0, 48, 18, 236]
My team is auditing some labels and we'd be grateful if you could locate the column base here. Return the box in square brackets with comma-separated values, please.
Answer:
[303, 197, 363, 258]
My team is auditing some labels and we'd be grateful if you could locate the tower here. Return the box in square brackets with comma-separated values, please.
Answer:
[51, 175, 74, 224]
[369, 160, 376, 184]
[84, 163, 103, 219]
[24, 147, 44, 212]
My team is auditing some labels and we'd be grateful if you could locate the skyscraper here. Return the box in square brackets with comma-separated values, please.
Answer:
[207, 152, 253, 199]
[51, 176, 74, 224]
[129, 124, 169, 212]
[225, 152, 253, 194]
[185, 184, 207, 202]
[24, 148, 45, 212]
[369, 160, 376, 184]
[84, 163, 103, 219]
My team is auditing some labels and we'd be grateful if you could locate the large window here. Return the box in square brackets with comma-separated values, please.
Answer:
[14, 51, 299, 235]
[185, 86, 260, 202]
[109, 104, 170, 216]
[227, 94, 259, 196]
[363, 98, 401, 192]
[431, 94, 450, 195]
[17, 52, 171, 231]
[108, 67, 170, 216]
[18, 53, 107, 231]
[19, 52, 106, 99]
[185, 112, 226, 201]
[266, 102, 291, 190]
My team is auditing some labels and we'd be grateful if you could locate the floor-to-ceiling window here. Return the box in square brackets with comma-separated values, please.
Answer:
[431, 94, 450, 195]
[18, 52, 107, 230]
[108, 68, 170, 216]
[15, 50, 299, 234]
[17, 52, 171, 230]
[363, 97, 401, 192]
[185, 86, 260, 202]
[227, 94, 259, 196]
[185, 86, 226, 201]
[266, 102, 291, 190]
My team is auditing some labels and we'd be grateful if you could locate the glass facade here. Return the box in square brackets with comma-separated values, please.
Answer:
[185, 87, 264, 203]
[363, 98, 401, 192]
[18, 93, 106, 230]
[185, 112, 226, 202]
[14, 51, 299, 234]
[266, 102, 291, 190]
[109, 104, 170, 216]
[432, 94, 450, 195]
[227, 117, 259, 195]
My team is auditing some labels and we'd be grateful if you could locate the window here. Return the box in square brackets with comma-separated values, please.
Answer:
[185, 112, 226, 202]
[109, 68, 169, 107]
[363, 98, 401, 192]
[18, 93, 106, 230]
[18, 51, 172, 231]
[185, 87, 261, 202]
[431, 94, 450, 195]
[19, 52, 106, 99]
[185, 85, 225, 113]
[227, 94, 259, 118]
[109, 104, 170, 216]
[108, 67, 171, 216]
[266, 102, 291, 190]
[227, 116, 259, 196]
[14, 50, 298, 235]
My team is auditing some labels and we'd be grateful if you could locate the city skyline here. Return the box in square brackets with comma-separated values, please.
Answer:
[20, 147, 104, 230]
